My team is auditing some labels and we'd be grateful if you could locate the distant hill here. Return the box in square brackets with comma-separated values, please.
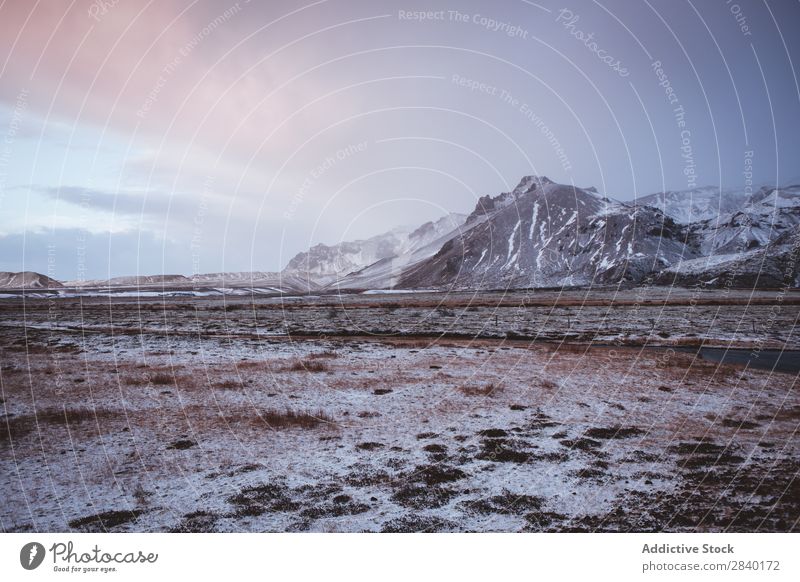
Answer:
[189, 271, 320, 294]
[63, 271, 319, 295]
[0, 271, 63, 289]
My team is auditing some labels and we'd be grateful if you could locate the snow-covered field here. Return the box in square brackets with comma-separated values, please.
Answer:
[1, 289, 798, 532]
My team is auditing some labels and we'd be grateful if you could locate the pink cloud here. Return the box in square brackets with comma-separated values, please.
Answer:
[0, 0, 351, 164]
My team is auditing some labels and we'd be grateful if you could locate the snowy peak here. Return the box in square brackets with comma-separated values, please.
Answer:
[662, 224, 800, 288]
[466, 177, 599, 225]
[326, 213, 469, 290]
[512, 175, 554, 194]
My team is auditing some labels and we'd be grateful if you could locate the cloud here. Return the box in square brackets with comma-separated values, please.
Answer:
[2, 183, 211, 237]
[29, 185, 170, 216]
[0, 0, 355, 163]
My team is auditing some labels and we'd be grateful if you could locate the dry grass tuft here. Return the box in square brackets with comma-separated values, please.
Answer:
[258, 408, 335, 429]
[150, 372, 175, 385]
[237, 360, 266, 370]
[458, 383, 502, 397]
[214, 379, 242, 390]
[655, 350, 742, 383]
[288, 360, 328, 372]
[540, 379, 558, 390]
[384, 339, 432, 350]
[307, 350, 338, 359]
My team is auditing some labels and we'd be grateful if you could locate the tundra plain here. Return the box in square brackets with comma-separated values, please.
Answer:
[1, 287, 798, 532]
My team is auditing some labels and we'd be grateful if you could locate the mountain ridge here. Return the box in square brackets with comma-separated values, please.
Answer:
[4, 177, 798, 292]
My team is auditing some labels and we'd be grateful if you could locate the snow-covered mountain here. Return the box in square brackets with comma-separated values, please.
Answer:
[328, 213, 468, 290]
[637, 186, 749, 224]
[65, 274, 191, 287]
[282, 213, 467, 287]
[398, 176, 697, 289]
[651, 184, 800, 287]
[689, 185, 800, 256]
[273, 177, 800, 291]
[660, 224, 800, 288]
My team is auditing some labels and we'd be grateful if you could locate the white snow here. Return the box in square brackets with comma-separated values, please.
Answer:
[503, 220, 522, 270]
[528, 202, 540, 240]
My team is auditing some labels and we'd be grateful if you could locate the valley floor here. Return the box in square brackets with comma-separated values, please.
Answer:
[1, 289, 798, 532]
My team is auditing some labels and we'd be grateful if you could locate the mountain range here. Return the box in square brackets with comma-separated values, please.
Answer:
[2, 176, 799, 292]
[284, 175, 800, 290]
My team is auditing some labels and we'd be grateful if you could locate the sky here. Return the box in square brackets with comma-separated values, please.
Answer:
[0, 0, 799, 280]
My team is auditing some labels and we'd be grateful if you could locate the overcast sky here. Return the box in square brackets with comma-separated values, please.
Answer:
[1, 0, 799, 280]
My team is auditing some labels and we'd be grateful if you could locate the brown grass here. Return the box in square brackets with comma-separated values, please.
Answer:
[458, 383, 503, 397]
[214, 379, 242, 390]
[287, 360, 328, 372]
[316, 372, 416, 392]
[548, 342, 593, 355]
[258, 408, 335, 429]
[307, 350, 338, 359]
[1, 407, 119, 443]
[237, 360, 265, 370]
[774, 404, 800, 422]
[655, 350, 743, 383]
[540, 379, 558, 390]
[121, 368, 200, 389]
[383, 339, 433, 350]
[149, 372, 175, 385]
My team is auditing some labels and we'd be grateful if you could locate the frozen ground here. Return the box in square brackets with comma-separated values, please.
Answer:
[0, 289, 798, 532]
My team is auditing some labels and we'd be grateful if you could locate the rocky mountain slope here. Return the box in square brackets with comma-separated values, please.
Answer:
[637, 186, 749, 224]
[689, 185, 800, 256]
[283, 213, 467, 288]
[659, 184, 800, 287]
[660, 224, 800, 288]
[398, 177, 696, 289]
[392, 177, 800, 290]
